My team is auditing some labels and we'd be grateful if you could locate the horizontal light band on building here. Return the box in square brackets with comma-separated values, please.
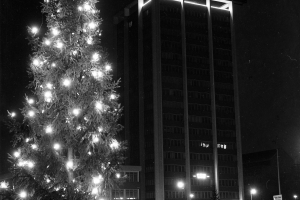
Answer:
[142, 0, 230, 11]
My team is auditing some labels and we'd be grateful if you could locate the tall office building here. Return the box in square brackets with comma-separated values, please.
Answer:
[114, 0, 246, 199]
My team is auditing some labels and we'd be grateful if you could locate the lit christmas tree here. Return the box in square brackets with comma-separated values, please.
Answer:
[1, 0, 126, 199]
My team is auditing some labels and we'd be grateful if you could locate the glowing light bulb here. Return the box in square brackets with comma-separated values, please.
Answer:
[110, 94, 116, 100]
[14, 151, 20, 158]
[84, 4, 91, 11]
[45, 39, 51, 45]
[28, 110, 35, 117]
[10, 112, 16, 118]
[19, 191, 27, 198]
[92, 53, 100, 61]
[56, 41, 63, 48]
[110, 139, 119, 150]
[52, 28, 59, 36]
[72, 108, 80, 116]
[46, 83, 53, 89]
[91, 187, 98, 195]
[78, 6, 83, 11]
[27, 161, 34, 168]
[92, 135, 99, 143]
[31, 144, 37, 150]
[105, 65, 112, 71]
[53, 143, 60, 150]
[31, 27, 39, 34]
[66, 161, 73, 169]
[116, 173, 121, 179]
[28, 98, 34, 104]
[87, 37, 93, 44]
[45, 126, 53, 134]
[33, 59, 40, 66]
[63, 79, 71, 87]
[93, 175, 102, 184]
[0, 182, 8, 189]
[88, 22, 97, 29]
[95, 101, 103, 111]
[91, 70, 103, 79]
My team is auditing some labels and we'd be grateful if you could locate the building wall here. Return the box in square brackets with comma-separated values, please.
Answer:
[115, 0, 244, 199]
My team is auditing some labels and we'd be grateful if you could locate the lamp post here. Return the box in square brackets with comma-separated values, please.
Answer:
[250, 188, 257, 200]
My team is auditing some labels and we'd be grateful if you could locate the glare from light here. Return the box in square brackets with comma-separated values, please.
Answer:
[53, 143, 60, 150]
[250, 189, 257, 195]
[19, 191, 27, 198]
[78, 6, 83, 11]
[28, 110, 35, 117]
[14, 151, 20, 158]
[177, 181, 184, 189]
[27, 161, 34, 168]
[28, 98, 34, 104]
[91, 70, 103, 79]
[72, 108, 80, 116]
[31, 27, 39, 34]
[63, 79, 71, 87]
[87, 37, 93, 44]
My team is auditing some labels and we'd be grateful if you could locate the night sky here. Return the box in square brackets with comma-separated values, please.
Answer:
[1, 0, 300, 173]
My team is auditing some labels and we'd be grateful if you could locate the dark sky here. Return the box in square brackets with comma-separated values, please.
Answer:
[1, 0, 300, 173]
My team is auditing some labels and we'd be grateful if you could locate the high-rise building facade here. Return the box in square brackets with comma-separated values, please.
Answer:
[114, 0, 246, 199]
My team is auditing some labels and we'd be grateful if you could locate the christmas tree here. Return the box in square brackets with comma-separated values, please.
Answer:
[0, 0, 126, 199]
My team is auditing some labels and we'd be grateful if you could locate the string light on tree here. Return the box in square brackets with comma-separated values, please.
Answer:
[28, 98, 34, 104]
[93, 175, 103, 184]
[52, 28, 59, 36]
[56, 41, 64, 49]
[0, 181, 8, 189]
[51, 63, 56, 67]
[31, 144, 37, 150]
[110, 94, 116, 100]
[63, 78, 71, 87]
[83, 3, 91, 11]
[53, 143, 60, 150]
[91, 70, 103, 79]
[31, 27, 39, 34]
[45, 126, 53, 134]
[72, 108, 80, 116]
[88, 22, 97, 29]
[105, 64, 112, 71]
[46, 83, 53, 89]
[44, 91, 52, 102]
[78, 6, 83, 11]
[27, 161, 35, 168]
[110, 139, 119, 150]
[33, 59, 40, 66]
[44, 39, 51, 46]
[66, 160, 73, 169]
[95, 101, 103, 111]
[13, 151, 20, 158]
[87, 37, 93, 45]
[116, 173, 121, 179]
[91, 187, 98, 195]
[92, 53, 100, 62]
[19, 191, 27, 199]
[10, 112, 16, 118]
[92, 135, 100, 143]
[28, 110, 35, 117]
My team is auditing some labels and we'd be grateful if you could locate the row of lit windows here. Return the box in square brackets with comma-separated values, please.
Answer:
[187, 55, 209, 65]
[165, 164, 185, 172]
[188, 79, 210, 88]
[164, 151, 185, 159]
[220, 179, 238, 187]
[119, 172, 139, 182]
[217, 118, 235, 126]
[163, 101, 183, 109]
[218, 154, 236, 162]
[164, 138, 185, 147]
[165, 191, 185, 199]
[190, 153, 212, 160]
[219, 166, 237, 174]
[163, 139, 235, 150]
[219, 191, 239, 199]
[164, 126, 184, 134]
[112, 189, 139, 200]
[216, 106, 234, 115]
[162, 52, 182, 61]
[190, 140, 211, 148]
[191, 178, 212, 186]
[192, 191, 212, 199]
[191, 165, 212, 174]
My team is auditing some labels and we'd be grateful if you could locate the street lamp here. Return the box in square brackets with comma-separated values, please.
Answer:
[193, 173, 209, 179]
[177, 181, 185, 189]
[250, 188, 257, 200]
[293, 195, 298, 200]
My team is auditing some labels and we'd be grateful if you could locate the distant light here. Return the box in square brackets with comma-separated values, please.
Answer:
[33, 59, 40, 66]
[177, 181, 184, 189]
[27, 161, 34, 168]
[92, 53, 100, 61]
[52, 28, 59, 36]
[66, 161, 73, 169]
[72, 108, 80, 116]
[63, 79, 71, 87]
[45, 126, 53, 134]
[28, 98, 34, 104]
[105, 65, 112, 71]
[91, 187, 98, 195]
[196, 173, 208, 179]
[31, 27, 39, 34]
[14, 151, 20, 158]
[45, 39, 51, 45]
[93, 175, 103, 184]
[56, 41, 63, 48]
[53, 143, 60, 150]
[11, 112, 16, 118]
[19, 191, 27, 198]
[110, 139, 119, 150]
[28, 110, 35, 117]
[0, 182, 8, 189]
[88, 22, 97, 29]
[250, 189, 257, 195]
